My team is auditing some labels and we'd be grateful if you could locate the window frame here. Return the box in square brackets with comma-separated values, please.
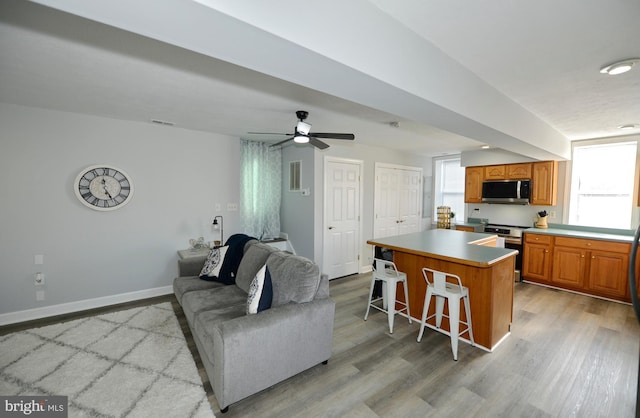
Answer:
[432, 155, 465, 224]
[565, 136, 640, 229]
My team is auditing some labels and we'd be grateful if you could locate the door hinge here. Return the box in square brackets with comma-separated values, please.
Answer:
[358, 254, 360, 260]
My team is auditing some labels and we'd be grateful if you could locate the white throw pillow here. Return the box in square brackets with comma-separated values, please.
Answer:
[199, 246, 229, 280]
[246, 264, 273, 314]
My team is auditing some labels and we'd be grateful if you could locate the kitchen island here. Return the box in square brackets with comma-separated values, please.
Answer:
[367, 229, 518, 351]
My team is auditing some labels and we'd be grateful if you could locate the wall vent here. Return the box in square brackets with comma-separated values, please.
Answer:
[289, 161, 301, 191]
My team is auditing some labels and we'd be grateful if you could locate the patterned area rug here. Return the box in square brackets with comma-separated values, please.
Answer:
[0, 303, 214, 418]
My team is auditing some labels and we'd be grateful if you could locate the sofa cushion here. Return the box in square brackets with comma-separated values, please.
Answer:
[193, 304, 247, 365]
[267, 252, 321, 306]
[246, 265, 273, 314]
[199, 246, 230, 283]
[235, 242, 278, 293]
[180, 286, 248, 325]
[173, 276, 224, 305]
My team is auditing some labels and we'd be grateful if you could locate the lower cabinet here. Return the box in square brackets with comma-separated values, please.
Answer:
[522, 234, 552, 283]
[523, 233, 631, 302]
[587, 250, 629, 299]
[551, 245, 586, 289]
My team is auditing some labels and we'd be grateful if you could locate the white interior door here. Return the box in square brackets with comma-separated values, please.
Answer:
[373, 167, 399, 238]
[374, 163, 422, 237]
[398, 169, 422, 234]
[323, 159, 362, 280]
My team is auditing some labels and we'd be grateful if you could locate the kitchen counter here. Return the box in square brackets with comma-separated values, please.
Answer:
[524, 225, 634, 243]
[368, 229, 517, 267]
[367, 229, 517, 351]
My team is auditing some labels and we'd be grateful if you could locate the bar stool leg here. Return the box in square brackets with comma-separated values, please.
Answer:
[386, 279, 397, 333]
[402, 280, 412, 324]
[417, 287, 433, 342]
[364, 278, 376, 321]
[463, 294, 474, 346]
[435, 295, 445, 328]
[449, 297, 461, 361]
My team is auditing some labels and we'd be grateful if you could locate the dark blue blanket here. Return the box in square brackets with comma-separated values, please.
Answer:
[215, 233, 256, 285]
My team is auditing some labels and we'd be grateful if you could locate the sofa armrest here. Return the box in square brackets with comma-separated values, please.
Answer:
[178, 255, 207, 277]
[211, 297, 335, 409]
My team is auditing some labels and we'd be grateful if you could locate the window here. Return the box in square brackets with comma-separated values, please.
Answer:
[433, 156, 465, 223]
[568, 140, 637, 229]
[240, 140, 282, 239]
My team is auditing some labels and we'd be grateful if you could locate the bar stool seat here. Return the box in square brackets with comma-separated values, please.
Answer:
[364, 258, 411, 333]
[417, 267, 474, 360]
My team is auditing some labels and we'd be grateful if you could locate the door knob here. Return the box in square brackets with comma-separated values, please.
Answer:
[328, 226, 335, 230]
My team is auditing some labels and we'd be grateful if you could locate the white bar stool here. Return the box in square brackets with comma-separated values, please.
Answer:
[417, 267, 474, 360]
[364, 258, 411, 333]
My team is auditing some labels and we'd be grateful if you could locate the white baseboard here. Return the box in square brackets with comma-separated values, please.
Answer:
[360, 265, 373, 274]
[0, 286, 173, 326]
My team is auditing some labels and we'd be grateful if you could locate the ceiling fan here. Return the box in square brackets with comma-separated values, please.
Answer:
[249, 110, 355, 150]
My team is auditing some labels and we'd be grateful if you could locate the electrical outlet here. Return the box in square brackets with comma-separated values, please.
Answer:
[549, 211, 557, 219]
[35, 272, 45, 286]
[215, 203, 221, 212]
[36, 290, 45, 301]
[227, 203, 238, 211]
[35, 254, 43, 265]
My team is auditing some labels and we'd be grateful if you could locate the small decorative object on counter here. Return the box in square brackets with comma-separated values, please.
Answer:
[536, 210, 548, 229]
[189, 236, 209, 250]
[437, 206, 452, 229]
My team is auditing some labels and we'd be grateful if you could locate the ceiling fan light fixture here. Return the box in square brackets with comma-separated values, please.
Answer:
[293, 133, 309, 144]
[600, 58, 639, 75]
[296, 121, 311, 135]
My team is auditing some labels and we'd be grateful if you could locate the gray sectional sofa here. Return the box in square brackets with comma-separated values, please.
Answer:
[173, 239, 335, 413]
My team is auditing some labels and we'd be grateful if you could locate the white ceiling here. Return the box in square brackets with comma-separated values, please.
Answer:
[1, 0, 639, 159]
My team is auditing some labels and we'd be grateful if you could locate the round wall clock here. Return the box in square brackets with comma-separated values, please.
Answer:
[74, 165, 134, 211]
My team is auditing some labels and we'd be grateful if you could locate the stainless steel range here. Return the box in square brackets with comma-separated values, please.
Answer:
[482, 224, 528, 281]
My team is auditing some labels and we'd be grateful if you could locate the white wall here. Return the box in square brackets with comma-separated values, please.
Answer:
[280, 145, 315, 260]
[307, 141, 431, 273]
[0, 104, 240, 320]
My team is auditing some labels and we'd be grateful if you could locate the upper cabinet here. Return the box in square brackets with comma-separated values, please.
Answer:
[484, 165, 506, 180]
[464, 160, 559, 205]
[507, 163, 532, 179]
[531, 161, 558, 206]
[464, 166, 484, 203]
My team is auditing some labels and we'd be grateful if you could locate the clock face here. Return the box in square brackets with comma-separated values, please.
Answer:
[74, 165, 134, 211]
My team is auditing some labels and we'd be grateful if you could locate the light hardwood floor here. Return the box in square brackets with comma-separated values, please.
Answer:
[3, 274, 639, 417]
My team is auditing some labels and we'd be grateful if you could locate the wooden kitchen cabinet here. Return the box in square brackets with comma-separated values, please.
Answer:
[551, 245, 586, 289]
[484, 165, 506, 180]
[522, 233, 552, 283]
[531, 161, 558, 206]
[588, 250, 629, 299]
[455, 226, 475, 232]
[464, 166, 483, 203]
[506, 163, 532, 179]
[550, 236, 630, 300]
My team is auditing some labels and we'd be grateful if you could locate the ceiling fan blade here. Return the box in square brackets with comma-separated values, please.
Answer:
[270, 137, 294, 147]
[248, 132, 290, 135]
[309, 137, 330, 150]
[309, 132, 355, 140]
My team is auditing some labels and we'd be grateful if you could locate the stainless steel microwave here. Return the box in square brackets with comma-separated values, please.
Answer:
[482, 180, 531, 204]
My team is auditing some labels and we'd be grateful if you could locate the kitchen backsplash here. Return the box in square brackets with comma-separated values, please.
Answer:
[466, 203, 561, 228]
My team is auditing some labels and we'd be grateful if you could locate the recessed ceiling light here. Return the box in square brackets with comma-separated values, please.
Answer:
[618, 124, 638, 130]
[481, 145, 490, 149]
[600, 58, 640, 75]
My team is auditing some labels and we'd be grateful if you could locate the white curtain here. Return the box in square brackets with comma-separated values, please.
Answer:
[240, 140, 282, 239]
